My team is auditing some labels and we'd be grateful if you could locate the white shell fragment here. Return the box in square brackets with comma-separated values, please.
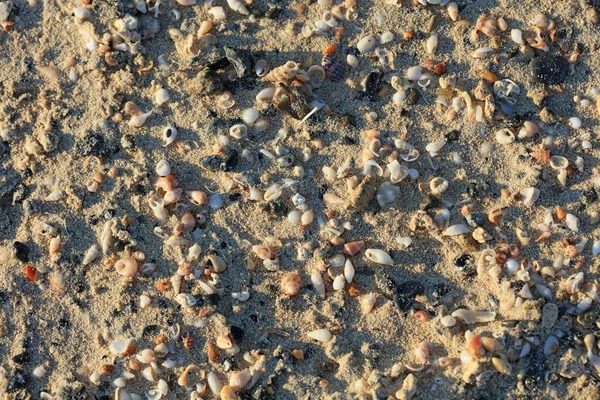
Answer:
[444, 224, 470, 236]
[307, 328, 332, 343]
[357, 35, 377, 53]
[365, 249, 393, 265]
[451, 309, 496, 324]
[520, 187, 540, 206]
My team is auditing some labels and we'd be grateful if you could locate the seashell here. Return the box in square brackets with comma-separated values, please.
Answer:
[207, 372, 222, 395]
[444, 224, 470, 236]
[216, 334, 233, 350]
[197, 20, 213, 37]
[333, 275, 345, 291]
[344, 259, 355, 283]
[226, 0, 249, 15]
[256, 87, 275, 103]
[83, 245, 100, 265]
[344, 241, 364, 256]
[45, 189, 63, 202]
[363, 159, 384, 176]
[137, 349, 156, 364]
[451, 309, 496, 324]
[208, 6, 226, 19]
[281, 273, 301, 296]
[140, 295, 151, 309]
[544, 336, 559, 356]
[472, 227, 491, 243]
[493, 79, 520, 105]
[156, 159, 171, 176]
[49, 235, 61, 254]
[491, 357, 510, 374]
[165, 235, 189, 248]
[187, 191, 207, 205]
[425, 140, 446, 156]
[381, 31, 394, 44]
[415, 341, 430, 361]
[365, 249, 393, 265]
[387, 160, 409, 183]
[495, 129, 515, 144]
[592, 239, 600, 256]
[447, 2, 458, 21]
[515, 228, 530, 246]
[254, 59, 268, 77]
[565, 272, 584, 294]
[549, 156, 568, 170]
[566, 213, 579, 232]
[163, 188, 183, 205]
[208, 254, 227, 272]
[242, 108, 260, 125]
[217, 92, 235, 109]
[115, 257, 138, 278]
[162, 126, 178, 146]
[176, 0, 196, 4]
[321, 45, 344, 82]
[301, 210, 314, 225]
[520, 187, 539, 206]
[262, 61, 299, 82]
[209, 194, 223, 209]
[510, 29, 524, 44]
[176, 293, 197, 308]
[307, 328, 332, 343]
[229, 370, 251, 390]
[472, 47, 494, 58]
[406, 66, 422, 81]
[252, 245, 276, 260]
[429, 177, 448, 195]
[129, 111, 152, 128]
[426, 34, 438, 54]
[149, 198, 168, 223]
[33, 366, 47, 379]
[110, 338, 134, 355]
[311, 272, 325, 296]
[361, 293, 377, 314]
[155, 88, 170, 106]
[518, 121, 539, 139]
[357, 35, 377, 54]
[440, 315, 456, 327]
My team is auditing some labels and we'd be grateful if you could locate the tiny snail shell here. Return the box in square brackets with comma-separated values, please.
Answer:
[549, 155, 568, 170]
[472, 47, 495, 58]
[254, 59, 269, 77]
[511, 29, 524, 44]
[136, 349, 156, 364]
[164, 188, 183, 205]
[361, 293, 377, 314]
[155, 88, 171, 106]
[208, 254, 227, 272]
[83, 244, 100, 265]
[365, 249, 393, 265]
[447, 2, 458, 21]
[229, 370, 251, 390]
[425, 140, 446, 156]
[49, 235, 61, 254]
[114, 257, 138, 278]
[208, 6, 226, 20]
[217, 91, 235, 109]
[356, 35, 377, 54]
[281, 273, 301, 296]
[495, 129, 515, 144]
[229, 124, 248, 140]
[406, 66, 422, 81]
[162, 127, 178, 146]
[128, 111, 152, 128]
[426, 34, 438, 54]
[429, 177, 448, 195]
[156, 159, 171, 176]
[518, 121, 539, 139]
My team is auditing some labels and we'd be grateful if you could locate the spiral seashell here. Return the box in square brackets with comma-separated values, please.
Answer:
[114, 257, 138, 278]
[321, 44, 344, 82]
[365, 249, 393, 265]
[361, 293, 376, 314]
[165, 235, 190, 248]
[156, 159, 171, 176]
[83, 244, 100, 265]
[262, 61, 299, 83]
[226, 0, 249, 15]
[444, 224, 470, 236]
[149, 198, 168, 223]
[281, 273, 301, 296]
[429, 177, 448, 195]
[229, 124, 247, 139]
[49, 236, 61, 254]
[217, 91, 235, 109]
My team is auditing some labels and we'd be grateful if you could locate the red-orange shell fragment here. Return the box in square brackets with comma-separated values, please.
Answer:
[23, 265, 37, 282]
[323, 44, 337, 56]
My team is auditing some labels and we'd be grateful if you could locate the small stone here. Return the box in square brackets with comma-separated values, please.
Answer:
[529, 56, 569, 85]
[13, 242, 29, 262]
[557, 348, 585, 379]
[0, 1, 13, 22]
[230, 325, 244, 342]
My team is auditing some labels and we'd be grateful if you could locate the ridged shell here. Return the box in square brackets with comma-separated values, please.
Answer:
[262, 61, 299, 82]
[321, 55, 344, 82]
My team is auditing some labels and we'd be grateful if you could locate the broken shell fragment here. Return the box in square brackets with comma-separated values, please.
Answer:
[307, 328, 332, 343]
[451, 309, 496, 324]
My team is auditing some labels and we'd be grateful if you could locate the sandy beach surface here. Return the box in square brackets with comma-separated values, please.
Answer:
[1, 0, 600, 399]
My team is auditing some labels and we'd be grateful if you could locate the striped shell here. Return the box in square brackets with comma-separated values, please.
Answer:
[262, 61, 299, 83]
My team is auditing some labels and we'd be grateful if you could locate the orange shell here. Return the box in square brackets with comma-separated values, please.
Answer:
[323, 44, 337, 56]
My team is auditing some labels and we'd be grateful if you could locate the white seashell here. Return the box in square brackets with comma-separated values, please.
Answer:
[256, 87, 275, 102]
[140, 295, 151, 309]
[129, 111, 152, 128]
[110, 338, 134, 355]
[396, 236, 412, 248]
[232, 291, 250, 302]
[557, 169, 567, 187]
[426, 34, 438, 54]
[208, 6, 226, 20]
[361, 293, 377, 314]
[387, 160, 409, 183]
[495, 129, 515, 144]
[301, 210, 314, 225]
[425, 140, 446, 156]
[149, 198, 168, 223]
[393, 90, 406, 106]
[451, 309, 496, 324]
[73, 7, 91, 21]
[242, 108, 260, 125]
[226, 0, 249, 15]
[346, 54, 359, 69]
[511, 29, 524, 44]
[45, 189, 63, 202]
[365, 249, 393, 265]
[429, 177, 448, 195]
[569, 117, 582, 129]
[357, 35, 377, 54]
[566, 214, 579, 232]
[162, 126, 177, 146]
[156, 159, 171, 176]
[505, 258, 518, 274]
[176, 293, 197, 308]
[447, 2, 458, 21]
[288, 210, 301, 225]
[381, 31, 394, 44]
[155, 88, 170, 106]
[472, 47, 495, 58]
[549, 156, 568, 170]
[521, 187, 540, 206]
[188, 243, 202, 261]
[311, 272, 325, 296]
[593, 239, 600, 256]
[444, 224, 470, 236]
[254, 59, 268, 77]
[229, 124, 248, 140]
[333, 275, 345, 291]
[440, 315, 456, 327]
[307, 328, 332, 343]
[364, 159, 384, 176]
[83, 245, 100, 265]
[344, 259, 355, 283]
[207, 372, 222, 395]
[406, 66, 422, 81]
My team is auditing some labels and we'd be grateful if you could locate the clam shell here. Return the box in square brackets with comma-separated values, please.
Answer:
[83, 244, 100, 265]
[495, 129, 515, 144]
[425, 140, 446, 156]
[444, 224, 470, 236]
[365, 248, 393, 265]
[520, 187, 540, 206]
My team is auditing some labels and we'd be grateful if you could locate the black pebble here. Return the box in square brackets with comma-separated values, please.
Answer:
[205, 293, 220, 305]
[394, 281, 424, 311]
[7, 370, 27, 391]
[269, 200, 287, 216]
[12, 352, 30, 364]
[230, 325, 244, 342]
[220, 150, 238, 172]
[13, 241, 29, 262]
[364, 70, 384, 101]
[529, 56, 569, 85]
[453, 253, 475, 275]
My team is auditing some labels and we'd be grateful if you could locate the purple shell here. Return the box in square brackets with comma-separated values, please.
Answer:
[322, 55, 344, 82]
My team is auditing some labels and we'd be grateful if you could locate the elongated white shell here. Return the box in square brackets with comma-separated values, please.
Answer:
[344, 259, 355, 283]
[451, 309, 496, 324]
[307, 328, 332, 343]
[593, 239, 600, 256]
[155, 88, 170, 106]
[444, 224, 470, 236]
[333, 275, 345, 291]
[311, 272, 325, 296]
[83, 244, 100, 265]
[110, 338, 134, 355]
[387, 160, 409, 183]
[521, 187, 540, 206]
[364, 159, 384, 176]
[227, 0, 249, 15]
[365, 249, 393, 265]
[426, 34, 438, 54]
[425, 140, 446, 156]
[511, 29, 524, 44]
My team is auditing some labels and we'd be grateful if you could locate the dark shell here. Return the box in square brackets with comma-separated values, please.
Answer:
[321, 55, 344, 82]
[272, 83, 309, 120]
[529, 56, 569, 85]
[363, 70, 385, 101]
[224, 46, 254, 79]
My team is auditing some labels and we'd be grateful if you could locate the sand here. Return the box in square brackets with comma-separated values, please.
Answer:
[1, 0, 600, 399]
